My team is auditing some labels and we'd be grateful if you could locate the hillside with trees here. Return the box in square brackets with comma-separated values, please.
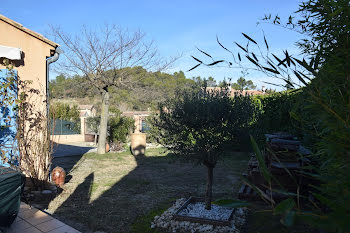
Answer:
[49, 67, 196, 111]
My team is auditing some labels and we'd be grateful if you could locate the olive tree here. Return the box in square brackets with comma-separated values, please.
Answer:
[151, 86, 256, 210]
[51, 25, 174, 154]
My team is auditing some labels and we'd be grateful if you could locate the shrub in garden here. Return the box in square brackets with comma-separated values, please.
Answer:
[251, 90, 307, 146]
[49, 102, 81, 133]
[86, 113, 134, 145]
[109, 115, 134, 143]
[151, 86, 256, 210]
[49, 102, 80, 122]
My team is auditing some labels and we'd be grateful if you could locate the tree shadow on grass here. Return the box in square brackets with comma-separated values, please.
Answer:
[51, 143, 97, 180]
[54, 172, 95, 233]
[52, 143, 95, 158]
[52, 149, 249, 233]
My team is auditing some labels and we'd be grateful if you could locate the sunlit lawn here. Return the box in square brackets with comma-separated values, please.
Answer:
[47, 148, 249, 233]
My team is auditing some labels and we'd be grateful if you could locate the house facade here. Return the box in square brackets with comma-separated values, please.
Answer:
[0, 15, 61, 165]
[206, 86, 266, 97]
[0, 14, 61, 95]
[78, 105, 96, 118]
[122, 111, 152, 133]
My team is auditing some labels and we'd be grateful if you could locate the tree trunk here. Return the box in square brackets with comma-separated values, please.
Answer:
[205, 164, 214, 210]
[97, 89, 109, 154]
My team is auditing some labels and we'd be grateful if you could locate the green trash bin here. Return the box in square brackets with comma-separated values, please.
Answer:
[0, 166, 25, 227]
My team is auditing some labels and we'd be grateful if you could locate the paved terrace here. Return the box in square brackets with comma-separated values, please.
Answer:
[2, 202, 80, 233]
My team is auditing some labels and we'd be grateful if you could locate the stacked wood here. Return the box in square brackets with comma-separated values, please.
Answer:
[238, 132, 312, 201]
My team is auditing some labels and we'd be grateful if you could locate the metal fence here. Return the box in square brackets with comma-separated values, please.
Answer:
[50, 119, 80, 135]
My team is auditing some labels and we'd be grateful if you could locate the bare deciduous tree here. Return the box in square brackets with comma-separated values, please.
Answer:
[51, 25, 175, 154]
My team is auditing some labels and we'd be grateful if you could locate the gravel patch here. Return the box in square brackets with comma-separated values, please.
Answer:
[178, 202, 233, 221]
[152, 198, 247, 233]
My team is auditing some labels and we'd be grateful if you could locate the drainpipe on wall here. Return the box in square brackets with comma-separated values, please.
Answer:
[46, 47, 63, 115]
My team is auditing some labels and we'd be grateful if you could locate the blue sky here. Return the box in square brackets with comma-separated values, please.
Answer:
[1, 0, 305, 89]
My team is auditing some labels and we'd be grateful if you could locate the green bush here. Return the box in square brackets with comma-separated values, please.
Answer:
[86, 113, 134, 144]
[49, 102, 81, 133]
[241, 1, 350, 231]
[109, 115, 134, 143]
[49, 102, 80, 122]
[251, 90, 305, 146]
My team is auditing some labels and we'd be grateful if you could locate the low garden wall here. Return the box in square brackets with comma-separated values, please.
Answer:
[50, 134, 85, 144]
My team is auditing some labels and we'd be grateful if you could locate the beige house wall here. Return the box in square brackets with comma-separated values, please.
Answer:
[50, 134, 85, 144]
[0, 15, 58, 95]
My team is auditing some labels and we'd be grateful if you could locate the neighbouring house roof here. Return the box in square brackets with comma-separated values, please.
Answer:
[205, 87, 266, 96]
[122, 111, 153, 117]
[206, 87, 230, 94]
[78, 105, 96, 118]
[231, 89, 265, 96]
[78, 105, 94, 110]
[0, 14, 59, 48]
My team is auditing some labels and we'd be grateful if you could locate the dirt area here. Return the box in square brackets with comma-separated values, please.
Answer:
[46, 148, 249, 233]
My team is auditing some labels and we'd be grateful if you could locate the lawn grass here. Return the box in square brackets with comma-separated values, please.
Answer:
[47, 148, 249, 233]
[48, 148, 317, 233]
[130, 199, 175, 233]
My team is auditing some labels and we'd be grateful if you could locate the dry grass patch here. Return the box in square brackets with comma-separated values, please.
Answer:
[47, 148, 249, 233]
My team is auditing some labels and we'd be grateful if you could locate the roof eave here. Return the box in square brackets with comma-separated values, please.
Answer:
[0, 14, 59, 48]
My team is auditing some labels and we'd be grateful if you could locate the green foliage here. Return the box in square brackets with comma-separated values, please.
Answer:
[49, 74, 96, 99]
[49, 67, 196, 111]
[151, 86, 256, 165]
[151, 85, 257, 209]
[0, 64, 19, 166]
[109, 115, 134, 143]
[198, 0, 350, 231]
[145, 113, 161, 144]
[49, 102, 81, 133]
[251, 90, 305, 146]
[232, 77, 256, 90]
[245, 137, 350, 232]
[250, 136, 271, 184]
[274, 198, 296, 216]
[86, 113, 135, 143]
[293, 2, 350, 231]
[131, 202, 173, 233]
[213, 199, 250, 208]
[255, 1, 350, 228]
[86, 116, 100, 134]
[49, 102, 80, 122]
[295, 0, 350, 60]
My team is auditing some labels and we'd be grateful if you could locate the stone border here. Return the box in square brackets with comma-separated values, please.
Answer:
[151, 198, 247, 233]
[173, 197, 234, 226]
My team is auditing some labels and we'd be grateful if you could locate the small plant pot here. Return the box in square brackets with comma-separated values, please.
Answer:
[51, 167, 66, 188]
[130, 133, 146, 156]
